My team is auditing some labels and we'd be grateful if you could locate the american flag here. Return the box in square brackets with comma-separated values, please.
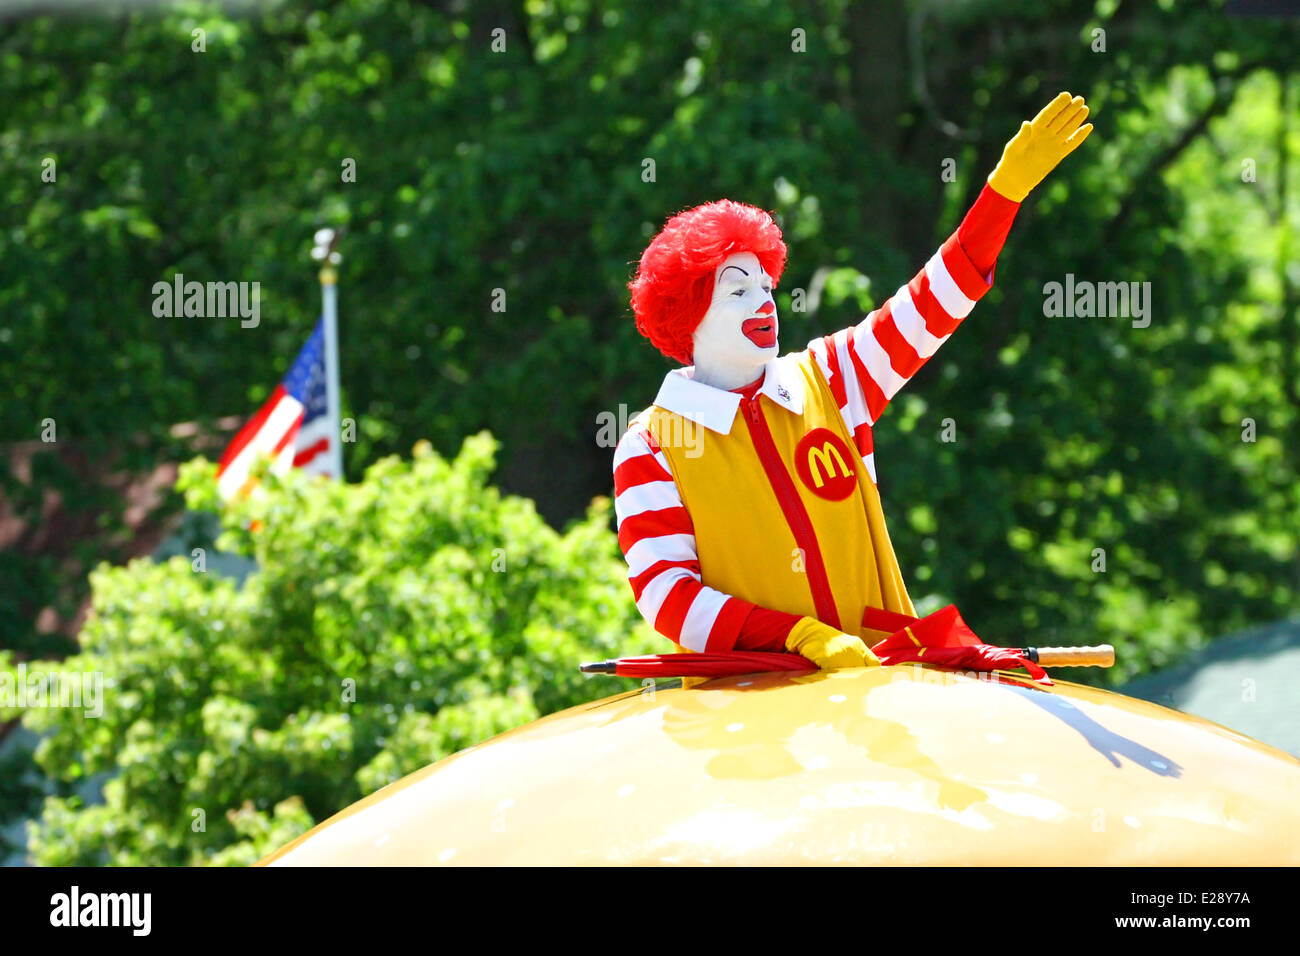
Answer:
[217, 318, 339, 498]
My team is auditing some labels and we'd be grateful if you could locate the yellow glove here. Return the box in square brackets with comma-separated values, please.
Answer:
[785, 617, 879, 670]
[987, 91, 1094, 202]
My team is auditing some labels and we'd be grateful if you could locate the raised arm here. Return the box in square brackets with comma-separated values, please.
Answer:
[809, 92, 1092, 467]
[613, 423, 872, 667]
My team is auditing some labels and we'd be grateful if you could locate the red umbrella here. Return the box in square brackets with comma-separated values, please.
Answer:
[580, 650, 815, 679]
[580, 605, 1091, 684]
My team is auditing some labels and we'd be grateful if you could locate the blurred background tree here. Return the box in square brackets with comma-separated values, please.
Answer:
[2, 0, 1299, 862]
[4, 434, 651, 865]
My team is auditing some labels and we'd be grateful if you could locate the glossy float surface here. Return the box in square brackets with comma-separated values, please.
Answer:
[259, 665, 1300, 865]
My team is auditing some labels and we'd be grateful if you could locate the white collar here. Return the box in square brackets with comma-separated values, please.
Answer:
[652, 353, 804, 435]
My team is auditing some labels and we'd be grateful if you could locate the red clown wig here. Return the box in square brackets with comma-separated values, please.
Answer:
[629, 199, 787, 365]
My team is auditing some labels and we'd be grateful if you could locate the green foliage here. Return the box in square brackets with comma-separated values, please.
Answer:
[0, 727, 44, 861]
[9, 434, 653, 865]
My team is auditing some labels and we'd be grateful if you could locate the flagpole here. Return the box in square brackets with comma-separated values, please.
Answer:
[313, 229, 344, 481]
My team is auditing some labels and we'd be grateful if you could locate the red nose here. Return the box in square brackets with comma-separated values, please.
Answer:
[755, 301, 775, 316]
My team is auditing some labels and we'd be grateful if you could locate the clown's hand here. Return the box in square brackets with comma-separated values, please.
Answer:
[987, 91, 1093, 203]
[785, 618, 880, 670]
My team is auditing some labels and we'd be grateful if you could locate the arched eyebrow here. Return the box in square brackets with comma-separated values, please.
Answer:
[717, 265, 749, 283]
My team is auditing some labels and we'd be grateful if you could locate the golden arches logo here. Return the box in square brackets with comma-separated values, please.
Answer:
[806, 442, 850, 488]
[794, 428, 857, 501]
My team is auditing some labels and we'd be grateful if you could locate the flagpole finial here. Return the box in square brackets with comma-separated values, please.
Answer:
[311, 227, 343, 284]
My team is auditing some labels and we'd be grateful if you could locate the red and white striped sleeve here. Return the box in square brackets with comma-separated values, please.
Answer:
[808, 184, 1018, 481]
[613, 422, 787, 652]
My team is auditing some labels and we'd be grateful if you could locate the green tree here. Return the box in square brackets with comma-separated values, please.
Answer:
[4, 433, 653, 865]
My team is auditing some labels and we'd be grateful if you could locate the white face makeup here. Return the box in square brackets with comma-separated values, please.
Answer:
[690, 251, 778, 390]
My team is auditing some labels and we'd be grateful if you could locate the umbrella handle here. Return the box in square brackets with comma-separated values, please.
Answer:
[1025, 645, 1115, 668]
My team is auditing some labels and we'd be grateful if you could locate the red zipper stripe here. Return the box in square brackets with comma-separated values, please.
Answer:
[861, 605, 918, 634]
[741, 397, 841, 630]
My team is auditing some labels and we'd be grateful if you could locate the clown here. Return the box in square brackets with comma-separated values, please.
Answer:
[614, 92, 1093, 669]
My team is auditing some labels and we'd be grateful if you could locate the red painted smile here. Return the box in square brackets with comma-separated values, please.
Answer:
[742, 316, 777, 349]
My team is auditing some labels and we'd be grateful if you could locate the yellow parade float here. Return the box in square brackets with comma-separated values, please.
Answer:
[260, 661, 1300, 866]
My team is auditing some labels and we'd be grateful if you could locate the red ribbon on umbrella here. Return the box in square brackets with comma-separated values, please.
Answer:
[869, 604, 1051, 684]
[580, 604, 1051, 685]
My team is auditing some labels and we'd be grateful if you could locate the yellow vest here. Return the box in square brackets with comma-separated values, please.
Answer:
[640, 351, 915, 644]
